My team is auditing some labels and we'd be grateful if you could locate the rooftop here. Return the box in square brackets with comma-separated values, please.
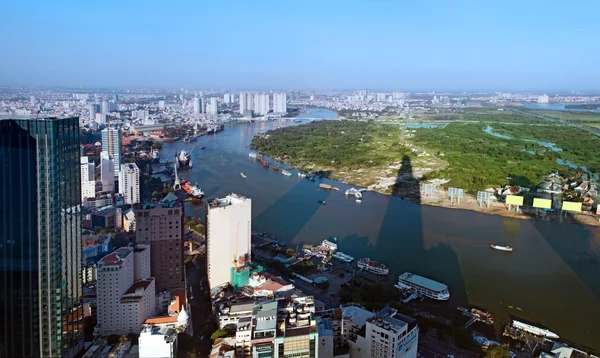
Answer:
[399, 272, 448, 292]
[208, 193, 249, 209]
[122, 279, 154, 302]
[341, 306, 374, 327]
[254, 301, 278, 332]
[98, 247, 132, 267]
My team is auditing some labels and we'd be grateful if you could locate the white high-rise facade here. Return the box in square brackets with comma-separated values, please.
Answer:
[253, 93, 270, 115]
[209, 97, 218, 115]
[239, 92, 253, 114]
[193, 97, 201, 114]
[100, 152, 115, 193]
[96, 245, 156, 336]
[101, 127, 122, 176]
[223, 93, 235, 104]
[273, 92, 287, 114]
[101, 100, 110, 114]
[80, 156, 96, 204]
[88, 103, 97, 120]
[118, 163, 140, 205]
[206, 193, 252, 289]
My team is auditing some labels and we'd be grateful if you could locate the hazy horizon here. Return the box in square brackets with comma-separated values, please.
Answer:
[1, 0, 599, 92]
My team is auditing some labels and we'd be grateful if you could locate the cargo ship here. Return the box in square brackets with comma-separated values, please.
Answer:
[181, 180, 204, 199]
[395, 272, 450, 300]
[490, 244, 513, 252]
[176, 149, 192, 168]
[357, 258, 389, 275]
[319, 183, 332, 190]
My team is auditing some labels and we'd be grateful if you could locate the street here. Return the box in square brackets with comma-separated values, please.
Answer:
[418, 334, 480, 358]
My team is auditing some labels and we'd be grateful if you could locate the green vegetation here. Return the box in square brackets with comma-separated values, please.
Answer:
[564, 104, 600, 110]
[210, 327, 234, 341]
[184, 216, 204, 233]
[485, 344, 511, 358]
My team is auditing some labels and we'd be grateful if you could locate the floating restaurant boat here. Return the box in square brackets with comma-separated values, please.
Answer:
[332, 252, 354, 263]
[319, 183, 332, 190]
[512, 320, 559, 339]
[240, 173, 247, 179]
[395, 272, 450, 300]
[281, 170, 291, 176]
[357, 258, 389, 275]
[490, 244, 513, 252]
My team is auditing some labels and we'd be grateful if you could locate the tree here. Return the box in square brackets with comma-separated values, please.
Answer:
[285, 248, 296, 257]
[485, 344, 511, 358]
[210, 327, 235, 340]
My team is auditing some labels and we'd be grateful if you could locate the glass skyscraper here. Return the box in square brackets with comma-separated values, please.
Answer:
[0, 117, 83, 357]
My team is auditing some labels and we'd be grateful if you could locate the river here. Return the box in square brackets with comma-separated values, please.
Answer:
[160, 108, 600, 352]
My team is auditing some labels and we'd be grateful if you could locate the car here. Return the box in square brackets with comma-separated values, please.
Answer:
[447, 355, 454, 358]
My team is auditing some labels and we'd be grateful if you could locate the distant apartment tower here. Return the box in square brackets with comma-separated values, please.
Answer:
[205, 193, 252, 290]
[273, 92, 287, 114]
[101, 99, 110, 114]
[96, 245, 156, 336]
[136, 197, 185, 293]
[209, 97, 218, 115]
[0, 117, 83, 357]
[81, 156, 96, 203]
[100, 152, 115, 192]
[119, 163, 140, 205]
[223, 93, 235, 104]
[101, 127, 122, 176]
[193, 97, 204, 114]
[88, 103, 97, 119]
[30, 95, 36, 107]
[239, 92, 253, 114]
[538, 94, 550, 104]
[253, 93, 269, 115]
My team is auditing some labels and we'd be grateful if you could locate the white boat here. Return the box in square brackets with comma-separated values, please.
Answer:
[320, 239, 337, 252]
[395, 272, 450, 300]
[490, 244, 513, 252]
[281, 170, 291, 176]
[332, 187, 339, 191]
[249, 152, 257, 158]
[354, 191, 362, 199]
[298, 172, 307, 178]
[240, 172, 247, 179]
[512, 320, 559, 339]
[356, 199, 361, 203]
[332, 252, 354, 263]
[345, 188, 359, 196]
[357, 258, 389, 275]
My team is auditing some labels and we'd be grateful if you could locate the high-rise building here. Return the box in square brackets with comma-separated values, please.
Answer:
[223, 93, 235, 104]
[81, 156, 96, 204]
[139, 326, 179, 358]
[30, 95, 36, 107]
[101, 100, 110, 114]
[136, 196, 185, 293]
[193, 97, 201, 114]
[88, 103, 97, 119]
[209, 97, 218, 115]
[101, 127, 122, 176]
[253, 93, 269, 115]
[100, 152, 115, 193]
[205, 193, 251, 290]
[239, 92, 253, 114]
[158, 100, 166, 109]
[273, 92, 287, 114]
[0, 117, 83, 357]
[118, 163, 140, 205]
[96, 245, 156, 336]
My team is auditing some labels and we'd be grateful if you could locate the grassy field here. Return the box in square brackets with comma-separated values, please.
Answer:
[251, 111, 600, 194]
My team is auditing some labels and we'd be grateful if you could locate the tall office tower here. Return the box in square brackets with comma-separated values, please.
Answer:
[118, 163, 140, 205]
[100, 152, 115, 192]
[0, 117, 83, 357]
[273, 92, 287, 114]
[101, 99, 110, 114]
[180, 94, 184, 101]
[136, 197, 185, 293]
[113, 94, 118, 103]
[253, 93, 269, 115]
[80, 156, 96, 204]
[205, 193, 251, 290]
[239, 92, 253, 114]
[193, 97, 201, 114]
[30, 95, 36, 107]
[88, 103, 97, 119]
[209, 97, 218, 115]
[101, 127, 122, 176]
[96, 245, 156, 336]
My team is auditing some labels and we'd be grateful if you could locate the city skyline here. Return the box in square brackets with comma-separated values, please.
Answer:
[1, 0, 599, 91]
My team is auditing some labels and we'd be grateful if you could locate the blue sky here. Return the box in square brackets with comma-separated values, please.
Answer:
[0, 0, 598, 91]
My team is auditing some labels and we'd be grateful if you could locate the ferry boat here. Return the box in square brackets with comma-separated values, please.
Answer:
[490, 244, 513, 252]
[240, 173, 247, 179]
[395, 272, 450, 300]
[512, 320, 559, 339]
[332, 252, 354, 263]
[176, 149, 192, 168]
[249, 152, 258, 159]
[357, 258, 389, 275]
[319, 183, 332, 190]
[261, 160, 269, 168]
[281, 170, 291, 176]
[181, 180, 204, 199]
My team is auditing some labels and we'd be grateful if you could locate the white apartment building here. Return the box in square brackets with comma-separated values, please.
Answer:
[193, 97, 202, 114]
[206, 193, 251, 290]
[223, 93, 235, 104]
[273, 92, 287, 114]
[210, 97, 218, 115]
[96, 245, 156, 336]
[253, 93, 270, 115]
[80, 156, 96, 204]
[139, 326, 179, 358]
[239, 92, 253, 114]
[118, 163, 140, 205]
[349, 307, 418, 358]
[101, 127, 122, 176]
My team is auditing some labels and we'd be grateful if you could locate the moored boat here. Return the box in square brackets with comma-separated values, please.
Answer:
[272, 165, 280, 171]
[298, 172, 307, 178]
[357, 258, 389, 275]
[281, 170, 291, 176]
[240, 172, 247, 179]
[319, 183, 332, 190]
[256, 154, 263, 160]
[261, 160, 269, 168]
[249, 152, 257, 159]
[176, 149, 192, 168]
[181, 180, 204, 199]
[512, 320, 559, 339]
[490, 244, 513, 252]
[332, 252, 354, 263]
[395, 272, 450, 300]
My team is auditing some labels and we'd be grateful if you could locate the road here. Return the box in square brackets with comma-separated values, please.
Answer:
[186, 257, 213, 356]
[418, 334, 480, 358]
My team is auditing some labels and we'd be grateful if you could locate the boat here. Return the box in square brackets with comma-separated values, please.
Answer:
[183, 136, 198, 143]
[471, 308, 494, 324]
[490, 244, 513, 252]
[320, 240, 337, 251]
[332, 187, 339, 191]
[240, 173, 247, 179]
[356, 199, 361, 203]
[332, 252, 354, 263]
[249, 152, 257, 159]
[206, 128, 215, 135]
[298, 172, 307, 178]
[273, 165, 280, 171]
[181, 180, 204, 199]
[294, 119, 302, 123]
[357, 258, 389, 275]
[256, 154, 263, 160]
[176, 149, 192, 168]
[281, 170, 291, 176]
[354, 192, 363, 199]
[512, 320, 559, 339]
[200, 145, 206, 150]
[395, 272, 450, 300]
[261, 160, 269, 168]
[318, 200, 327, 205]
[151, 148, 160, 163]
[319, 183, 332, 190]
[345, 188, 360, 196]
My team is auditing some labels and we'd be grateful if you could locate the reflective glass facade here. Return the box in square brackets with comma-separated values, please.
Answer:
[0, 117, 83, 357]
